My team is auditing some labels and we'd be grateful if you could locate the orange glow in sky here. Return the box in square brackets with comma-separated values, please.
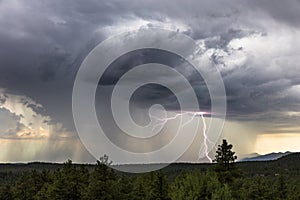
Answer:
[255, 133, 300, 154]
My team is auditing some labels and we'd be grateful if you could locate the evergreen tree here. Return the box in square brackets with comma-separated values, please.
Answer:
[13, 170, 46, 200]
[242, 176, 272, 200]
[274, 175, 288, 200]
[0, 184, 14, 200]
[170, 171, 224, 200]
[132, 176, 150, 200]
[211, 184, 233, 200]
[45, 160, 85, 200]
[85, 157, 118, 200]
[214, 139, 241, 183]
[116, 175, 134, 200]
[214, 139, 237, 170]
[148, 171, 170, 200]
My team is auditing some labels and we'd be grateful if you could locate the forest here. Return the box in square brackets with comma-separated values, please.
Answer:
[0, 140, 299, 200]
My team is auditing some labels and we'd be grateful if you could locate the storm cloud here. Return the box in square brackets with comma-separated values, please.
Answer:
[0, 0, 300, 162]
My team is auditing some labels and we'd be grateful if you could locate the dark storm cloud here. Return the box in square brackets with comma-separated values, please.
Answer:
[0, 0, 117, 130]
[98, 48, 210, 111]
[0, 0, 299, 134]
[246, 0, 300, 27]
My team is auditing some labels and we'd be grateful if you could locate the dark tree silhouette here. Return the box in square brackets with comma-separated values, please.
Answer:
[0, 153, 300, 199]
[214, 139, 237, 170]
[214, 139, 241, 183]
[99, 154, 113, 166]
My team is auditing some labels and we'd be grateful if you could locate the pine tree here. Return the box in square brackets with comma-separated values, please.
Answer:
[85, 156, 119, 200]
[211, 184, 233, 200]
[214, 139, 237, 170]
[132, 176, 149, 200]
[45, 160, 85, 200]
[148, 171, 170, 200]
[13, 170, 46, 200]
[0, 184, 14, 200]
[274, 175, 288, 199]
[214, 139, 241, 183]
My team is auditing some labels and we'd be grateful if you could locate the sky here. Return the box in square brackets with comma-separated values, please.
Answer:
[0, 0, 300, 163]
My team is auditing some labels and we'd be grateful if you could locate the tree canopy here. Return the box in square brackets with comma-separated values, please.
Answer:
[0, 142, 299, 199]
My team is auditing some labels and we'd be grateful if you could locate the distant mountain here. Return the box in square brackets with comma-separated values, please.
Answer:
[0, 153, 299, 177]
[239, 153, 261, 160]
[241, 151, 293, 162]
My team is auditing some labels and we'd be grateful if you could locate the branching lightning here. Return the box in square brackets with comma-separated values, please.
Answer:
[150, 111, 214, 163]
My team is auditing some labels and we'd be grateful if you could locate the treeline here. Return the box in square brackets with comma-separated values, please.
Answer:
[0, 160, 299, 199]
[0, 140, 299, 199]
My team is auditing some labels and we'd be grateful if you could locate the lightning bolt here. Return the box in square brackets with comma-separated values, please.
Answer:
[199, 114, 213, 163]
[150, 110, 214, 163]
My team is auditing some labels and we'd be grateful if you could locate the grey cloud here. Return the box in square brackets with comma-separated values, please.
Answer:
[246, 0, 300, 27]
[0, 108, 22, 136]
[0, 0, 299, 139]
[204, 29, 258, 51]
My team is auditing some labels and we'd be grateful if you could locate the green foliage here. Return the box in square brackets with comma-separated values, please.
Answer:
[170, 170, 235, 200]
[214, 139, 237, 168]
[131, 175, 150, 200]
[116, 175, 134, 200]
[170, 171, 203, 200]
[211, 184, 233, 200]
[148, 171, 170, 200]
[0, 184, 14, 200]
[13, 170, 48, 200]
[214, 139, 242, 183]
[0, 151, 299, 199]
[84, 159, 119, 200]
[44, 160, 86, 200]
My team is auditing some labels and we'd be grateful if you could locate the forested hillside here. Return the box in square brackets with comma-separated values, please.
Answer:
[0, 143, 299, 199]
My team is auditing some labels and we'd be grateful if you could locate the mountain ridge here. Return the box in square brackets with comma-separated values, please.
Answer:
[240, 151, 293, 162]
